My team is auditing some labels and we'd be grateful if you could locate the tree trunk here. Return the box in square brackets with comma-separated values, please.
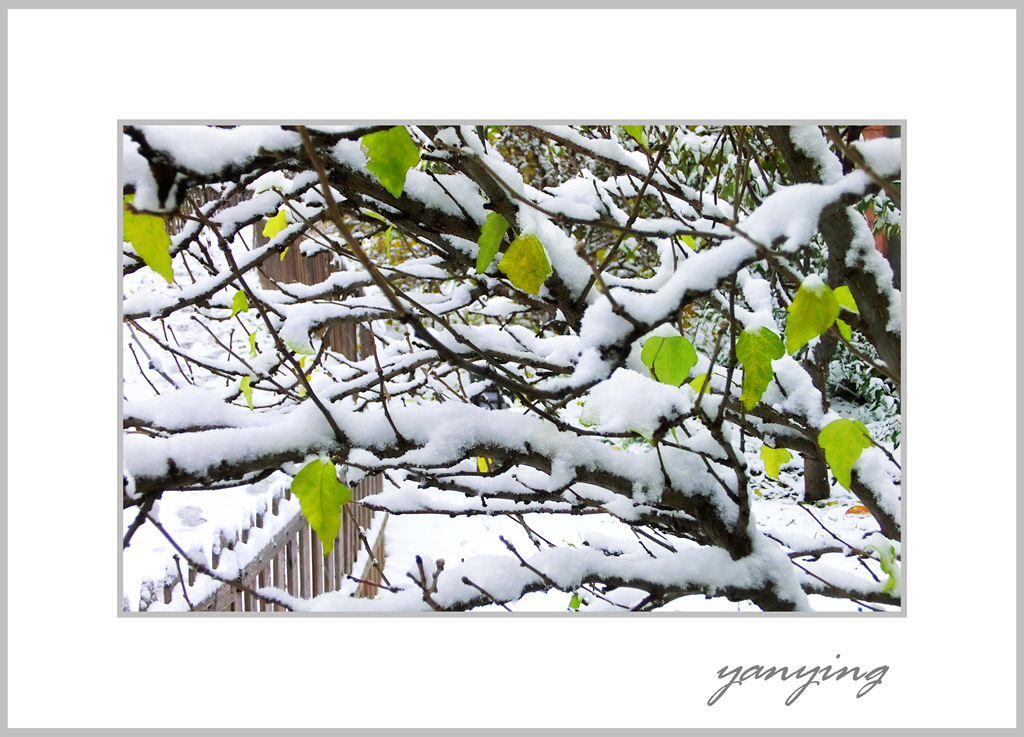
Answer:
[802, 455, 831, 503]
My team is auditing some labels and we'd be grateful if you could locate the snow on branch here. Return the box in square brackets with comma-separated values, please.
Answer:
[122, 125, 901, 612]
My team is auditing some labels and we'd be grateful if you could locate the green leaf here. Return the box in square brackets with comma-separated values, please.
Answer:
[230, 290, 249, 318]
[632, 426, 655, 444]
[123, 195, 174, 283]
[786, 278, 840, 354]
[736, 327, 785, 410]
[833, 285, 858, 341]
[680, 235, 697, 251]
[568, 593, 581, 610]
[240, 375, 253, 410]
[248, 330, 259, 357]
[760, 445, 792, 480]
[579, 406, 598, 427]
[866, 541, 899, 594]
[285, 337, 314, 356]
[362, 126, 420, 198]
[622, 125, 647, 148]
[818, 418, 873, 490]
[476, 212, 510, 273]
[833, 285, 859, 314]
[640, 335, 698, 387]
[877, 544, 899, 594]
[498, 233, 552, 294]
[262, 209, 289, 239]
[362, 209, 389, 223]
[688, 372, 710, 394]
[290, 459, 352, 556]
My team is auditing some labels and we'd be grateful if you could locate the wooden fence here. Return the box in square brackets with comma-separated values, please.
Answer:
[132, 474, 386, 612]
[255, 221, 366, 356]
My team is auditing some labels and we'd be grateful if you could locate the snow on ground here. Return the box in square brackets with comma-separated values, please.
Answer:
[122, 475, 296, 611]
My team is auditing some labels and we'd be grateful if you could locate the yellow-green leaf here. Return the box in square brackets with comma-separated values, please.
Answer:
[579, 406, 599, 428]
[680, 235, 697, 251]
[498, 233, 552, 295]
[622, 125, 647, 148]
[736, 327, 785, 410]
[833, 285, 858, 341]
[476, 212, 510, 273]
[760, 445, 792, 479]
[248, 330, 258, 357]
[230, 290, 249, 318]
[866, 541, 900, 594]
[362, 126, 420, 199]
[262, 209, 289, 239]
[689, 372, 710, 394]
[476, 457, 493, 473]
[786, 278, 840, 354]
[290, 459, 352, 556]
[641, 335, 697, 387]
[285, 337, 314, 356]
[877, 544, 899, 594]
[818, 418, 873, 490]
[240, 375, 253, 410]
[834, 285, 859, 314]
[123, 195, 174, 283]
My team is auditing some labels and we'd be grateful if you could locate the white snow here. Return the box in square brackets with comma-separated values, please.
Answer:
[137, 125, 301, 175]
[788, 125, 844, 184]
[852, 137, 902, 178]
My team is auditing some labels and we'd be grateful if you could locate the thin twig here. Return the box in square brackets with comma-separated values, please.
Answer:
[798, 504, 869, 556]
[165, 325, 195, 385]
[172, 554, 195, 611]
[499, 535, 559, 590]
[629, 528, 658, 559]
[127, 323, 180, 389]
[823, 126, 901, 208]
[346, 574, 402, 594]
[145, 512, 294, 611]
[365, 322, 406, 445]
[344, 505, 392, 587]
[122, 496, 156, 549]
[629, 525, 678, 553]
[408, 555, 443, 611]
[789, 558, 889, 610]
[580, 584, 632, 610]
[460, 576, 512, 611]
[128, 344, 161, 395]
[507, 513, 556, 549]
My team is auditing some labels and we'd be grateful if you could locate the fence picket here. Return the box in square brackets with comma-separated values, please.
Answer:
[312, 533, 324, 597]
